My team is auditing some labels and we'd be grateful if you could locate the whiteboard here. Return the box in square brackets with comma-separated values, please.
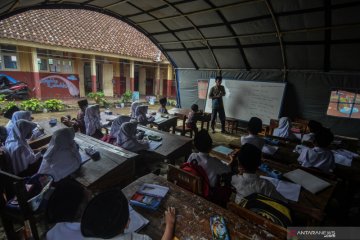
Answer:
[205, 79, 286, 125]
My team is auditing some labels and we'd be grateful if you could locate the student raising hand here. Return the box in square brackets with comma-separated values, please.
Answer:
[162, 207, 176, 240]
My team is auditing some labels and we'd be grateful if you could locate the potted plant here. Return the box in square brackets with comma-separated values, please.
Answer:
[121, 90, 132, 106]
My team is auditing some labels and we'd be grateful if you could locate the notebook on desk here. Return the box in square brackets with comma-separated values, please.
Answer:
[124, 205, 149, 233]
[283, 169, 331, 194]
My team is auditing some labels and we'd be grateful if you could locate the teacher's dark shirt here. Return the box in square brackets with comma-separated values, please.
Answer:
[209, 85, 226, 109]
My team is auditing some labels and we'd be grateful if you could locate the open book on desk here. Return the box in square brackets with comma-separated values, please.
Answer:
[260, 176, 301, 202]
[124, 205, 149, 233]
[283, 169, 331, 194]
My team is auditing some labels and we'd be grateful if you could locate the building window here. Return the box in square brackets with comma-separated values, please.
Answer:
[327, 90, 360, 119]
[62, 60, 73, 73]
[50, 59, 62, 73]
[0, 45, 18, 70]
[38, 58, 48, 71]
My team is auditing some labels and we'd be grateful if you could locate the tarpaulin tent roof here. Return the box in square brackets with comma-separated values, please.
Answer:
[0, 0, 359, 77]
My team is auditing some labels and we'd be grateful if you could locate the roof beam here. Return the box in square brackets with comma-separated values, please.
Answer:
[125, 0, 198, 69]
[157, 23, 360, 45]
[135, 0, 262, 25]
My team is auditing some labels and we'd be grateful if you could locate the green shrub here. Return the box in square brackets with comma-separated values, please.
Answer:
[120, 90, 132, 103]
[43, 99, 65, 112]
[87, 92, 108, 107]
[19, 99, 43, 112]
[1, 101, 18, 114]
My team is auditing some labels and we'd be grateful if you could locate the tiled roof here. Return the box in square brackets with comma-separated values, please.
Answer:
[0, 9, 166, 61]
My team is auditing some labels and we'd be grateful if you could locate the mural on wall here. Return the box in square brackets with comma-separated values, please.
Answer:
[40, 75, 80, 96]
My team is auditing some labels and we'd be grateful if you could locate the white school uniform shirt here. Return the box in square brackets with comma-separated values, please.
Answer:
[231, 173, 286, 204]
[84, 232, 151, 240]
[187, 152, 230, 188]
[84, 105, 102, 136]
[297, 146, 335, 173]
[5, 120, 40, 174]
[38, 127, 81, 182]
[273, 117, 297, 140]
[240, 134, 265, 150]
[301, 132, 315, 143]
[46, 222, 84, 240]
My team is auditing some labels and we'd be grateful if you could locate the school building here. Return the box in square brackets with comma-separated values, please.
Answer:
[0, 9, 176, 99]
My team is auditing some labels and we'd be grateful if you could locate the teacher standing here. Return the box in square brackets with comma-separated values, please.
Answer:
[209, 76, 226, 133]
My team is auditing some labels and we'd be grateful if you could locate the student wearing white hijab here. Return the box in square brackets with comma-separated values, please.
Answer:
[116, 122, 149, 152]
[6, 110, 32, 135]
[38, 128, 81, 182]
[297, 128, 335, 173]
[109, 116, 131, 139]
[84, 105, 103, 139]
[135, 105, 154, 126]
[5, 119, 41, 175]
[273, 117, 297, 140]
[130, 101, 140, 119]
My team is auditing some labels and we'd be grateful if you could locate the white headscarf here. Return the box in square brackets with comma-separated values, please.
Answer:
[38, 128, 81, 182]
[5, 119, 38, 174]
[117, 122, 149, 152]
[84, 105, 101, 136]
[273, 117, 296, 139]
[130, 101, 140, 118]
[135, 105, 148, 118]
[6, 110, 32, 135]
[109, 116, 131, 138]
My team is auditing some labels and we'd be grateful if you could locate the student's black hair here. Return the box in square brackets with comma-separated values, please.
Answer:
[314, 127, 334, 148]
[81, 188, 129, 239]
[194, 129, 213, 153]
[215, 76, 222, 82]
[191, 104, 199, 112]
[307, 120, 322, 133]
[248, 117, 263, 135]
[237, 143, 262, 173]
[159, 97, 167, 106]
[3, 105, 20, 119]
[46, 179, 87, 224]
[0, 126, 7, 143]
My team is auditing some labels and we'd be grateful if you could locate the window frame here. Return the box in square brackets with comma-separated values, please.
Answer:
[0, 45, 19, 70]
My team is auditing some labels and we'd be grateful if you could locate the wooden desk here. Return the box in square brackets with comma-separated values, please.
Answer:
[168, 108, 191, 117]
[138, 126, 192, 163]
[260, 160, 337, 214]
[122, 174, 280, 240]
[152, 114, 178, 133]
[73, 133, 138, 191]
[29, 120, 68, 149]
[100, 112, 118, 126]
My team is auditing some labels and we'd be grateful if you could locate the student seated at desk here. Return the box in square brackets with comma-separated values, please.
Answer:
[185, 104, 203, 133]
[158, 97, 168, 114]
[187, 130, 230, 188]
[135, 105, 155, 126]
[297, 127, 335, 173]
[45, 179, 90, 240]
[241, 117, 264, 150]
[116, 121, 149, 152]
[5, 110, 32, 135]
[75, 99, 89, 134]
[38, 128, 81, 182]
[273, 117, 297, 140]
[81, 188, 176, 240]
[130, 101, 140, 119]
[84, 104, 104, 139]
[231, 144, 286, 204]
[102, 116, 131, 144]
[301, 120, 322, 144]
[5, 120, 42, 175]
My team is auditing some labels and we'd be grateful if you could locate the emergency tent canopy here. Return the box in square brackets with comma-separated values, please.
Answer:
[1, 0, 360, 136]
